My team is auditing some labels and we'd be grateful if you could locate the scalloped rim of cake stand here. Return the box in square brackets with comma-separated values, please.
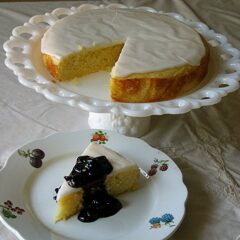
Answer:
[3, 3, 240, 117]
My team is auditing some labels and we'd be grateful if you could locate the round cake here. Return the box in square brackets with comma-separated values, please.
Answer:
[41, 8, 210, 103]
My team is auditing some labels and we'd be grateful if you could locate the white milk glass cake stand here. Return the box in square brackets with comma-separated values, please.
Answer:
[3, 3, 240, 137]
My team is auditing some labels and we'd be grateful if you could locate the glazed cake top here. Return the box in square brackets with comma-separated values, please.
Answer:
[41, 8, 205, 77]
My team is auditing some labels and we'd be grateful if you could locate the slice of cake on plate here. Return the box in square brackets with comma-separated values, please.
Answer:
[55, 142, 140, 222]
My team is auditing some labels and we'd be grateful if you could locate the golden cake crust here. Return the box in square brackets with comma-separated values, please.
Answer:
[111, 38, 210, 102]
[42, 54, 59, 81]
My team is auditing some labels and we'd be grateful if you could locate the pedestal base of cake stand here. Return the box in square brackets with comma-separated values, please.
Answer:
[88, 112, 151, 137]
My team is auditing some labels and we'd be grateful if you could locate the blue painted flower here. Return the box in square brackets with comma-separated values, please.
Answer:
[161, 213, 174, 224]
[149, 217, 161, 225]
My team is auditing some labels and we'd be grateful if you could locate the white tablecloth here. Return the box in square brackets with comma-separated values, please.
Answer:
[0, 1, 240, 239]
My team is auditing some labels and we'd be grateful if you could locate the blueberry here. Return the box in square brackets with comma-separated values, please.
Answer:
[29, 157, 42, 168]
[31, 149, 45, 160]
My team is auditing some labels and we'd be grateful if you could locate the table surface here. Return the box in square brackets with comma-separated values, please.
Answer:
[0, 0, 240, 239]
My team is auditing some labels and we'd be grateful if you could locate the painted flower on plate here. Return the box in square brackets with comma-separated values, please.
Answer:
[149, 213, 175, 229]
[90, 130, 108, 144]
[0, 200, 25, 219]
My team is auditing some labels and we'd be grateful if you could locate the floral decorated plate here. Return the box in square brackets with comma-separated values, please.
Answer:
[0, 130, 187, 240]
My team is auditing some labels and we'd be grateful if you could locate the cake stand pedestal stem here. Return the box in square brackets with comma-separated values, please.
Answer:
[88, 112, 151, 137]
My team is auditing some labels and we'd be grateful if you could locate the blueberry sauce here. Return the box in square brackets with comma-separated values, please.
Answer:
[78, 185, 122, 222]
[53, 187, 60, 201]
[64, 155, 122, 222]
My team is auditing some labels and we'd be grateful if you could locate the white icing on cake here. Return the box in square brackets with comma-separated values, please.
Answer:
[56, 142, 137, 201]
[41, 8, 205, 77]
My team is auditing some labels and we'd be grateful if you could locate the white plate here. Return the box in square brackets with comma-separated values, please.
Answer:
[3, 3, 240, 116]
[0, 130, 187, 240]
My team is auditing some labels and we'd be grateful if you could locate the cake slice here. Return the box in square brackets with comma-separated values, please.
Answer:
[55, 142, 140, 222]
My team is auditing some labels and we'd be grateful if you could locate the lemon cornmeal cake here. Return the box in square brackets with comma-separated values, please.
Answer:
[41, 8, 210, 103]
[55, 142, 140, 223]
